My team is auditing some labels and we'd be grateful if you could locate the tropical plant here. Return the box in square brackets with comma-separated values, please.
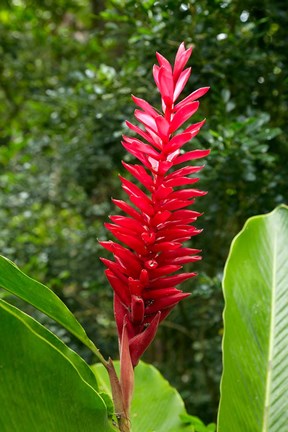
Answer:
[1, 39, 287, 432]
[1, 1, 287, 420]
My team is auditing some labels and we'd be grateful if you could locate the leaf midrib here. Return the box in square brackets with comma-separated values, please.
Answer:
[262, 223, 277, 431]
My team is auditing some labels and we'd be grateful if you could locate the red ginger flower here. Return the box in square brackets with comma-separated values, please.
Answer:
[101, 42, 209, 369]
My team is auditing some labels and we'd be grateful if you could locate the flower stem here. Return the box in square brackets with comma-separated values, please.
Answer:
[117, 415, 131, 432]
[105, 358, 131, 432]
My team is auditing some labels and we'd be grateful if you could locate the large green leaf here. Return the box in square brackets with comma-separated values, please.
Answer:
[218, 205, 288, 431]
[0, 255, 101, 358]
[0, 299, 116, 432]
[93, 361, 206, 432]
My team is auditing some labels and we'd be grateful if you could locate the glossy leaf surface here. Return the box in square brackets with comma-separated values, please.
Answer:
[0, 300, 116, 432]
[218, 205, 288, 431]
[0, 255, 98, 356]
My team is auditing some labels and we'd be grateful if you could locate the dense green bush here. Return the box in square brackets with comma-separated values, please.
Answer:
[0, 0, 287, 422]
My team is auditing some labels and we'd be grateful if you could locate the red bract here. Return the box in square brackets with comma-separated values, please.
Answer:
[101, 42, 209, 369]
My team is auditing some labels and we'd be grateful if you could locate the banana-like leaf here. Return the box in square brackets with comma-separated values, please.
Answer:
[93, 361, 202, 432]
[0, 255, 100, 357]
[0, 299, 117, 432]
[218, 205, 288, 431]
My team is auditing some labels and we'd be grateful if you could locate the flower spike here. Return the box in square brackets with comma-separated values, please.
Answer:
[101, 42, 209, 424]
[101, 42, 209, 366]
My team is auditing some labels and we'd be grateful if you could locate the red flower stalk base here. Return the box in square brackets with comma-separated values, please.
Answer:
[101, 42, 209, 428]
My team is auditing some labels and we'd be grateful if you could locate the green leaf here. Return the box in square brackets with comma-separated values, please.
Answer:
[0, 299, 117, 432]
[1, 298, 99, 391]
[218, 205, 288, 431]
[0, 255, 101, 358]
[180, 413, 216, 431]
[93, 361, 196, 431]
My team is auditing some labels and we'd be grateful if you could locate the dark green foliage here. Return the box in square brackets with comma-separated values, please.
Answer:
[0, 0, 287, 422]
